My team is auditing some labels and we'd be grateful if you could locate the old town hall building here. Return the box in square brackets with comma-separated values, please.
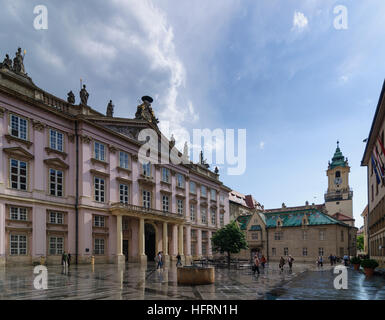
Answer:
[0, 48, 231, 266]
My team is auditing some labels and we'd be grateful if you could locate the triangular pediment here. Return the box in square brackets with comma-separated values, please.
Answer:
[43, 157, 69, 169]
[3, 147, 34, 160]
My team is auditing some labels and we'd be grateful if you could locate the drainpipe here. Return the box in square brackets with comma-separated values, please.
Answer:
[75, 120, 79, 264]
[367, 165, 370, 258]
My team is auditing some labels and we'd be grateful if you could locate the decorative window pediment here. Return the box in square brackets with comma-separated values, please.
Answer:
[44, 158, 69, 170]
[276, 217, 283, 228]
[3, 147, 34, 160]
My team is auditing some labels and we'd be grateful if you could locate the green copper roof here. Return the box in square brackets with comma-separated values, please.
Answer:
[330, 141, 347, 169]
[237, 215, 252, 230]
[249, 225, 262, 231]
[264, 209, 348, 228]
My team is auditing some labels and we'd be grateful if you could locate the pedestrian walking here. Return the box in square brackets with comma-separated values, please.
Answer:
[260, 255, 267, 269]
[288, 255, 294, 271]
[176, 253, 182, 267]
[343, 254, 349, 266]
[62, 251, 68, 268]
[328, 254, 333, 266]
[156, 251, 163, 269]
[279, 256, 285, 271]
[252, 255, 260, 275]
[317, 256, 323, 268]
[68, 253, 71, 267]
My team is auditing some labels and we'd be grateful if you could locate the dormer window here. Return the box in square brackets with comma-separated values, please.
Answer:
[302, 216, 309, 226]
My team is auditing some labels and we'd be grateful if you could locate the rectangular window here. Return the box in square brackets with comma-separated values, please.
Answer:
[94, 177, 105, 202]
[220, 213, 224, 226]
[162, 195, 169, 212]
[251, 232, 258, 240]
[176, 174, 184, 188]
[94, 215, 105, 227]
[49, 168, 63, 197]
[201, 208, 207, 224]
[211, 208, 216, 225]
[49, 237, 64, 255]
[319, 230, 325, 241]
[201, 185, 207, 197]
[49, 129, 63, 152]
[119, 184, 129, 204]
[10, 114, 27, 140]
[274, 232, 283, 240]
[220, 194, 224, 205]
[10, 234, 27, 255]
[10, 207, 27, 221]
[119, 151, 129, 169]
[190, 204, 195, 221]
[302, 230, 307, 241]
[49, 212, 63, 224]
[143, 162, 151, 177]
[10, 159, 27, 191]
[143, 190, 151, 209]
[272, 248, 276, 256]
[177, 199, 183, 215]
[284, 247, 289, 256]
[94, 142, 105, 161]
[319, 248, 324, 256]
[303, 248, 308, 256]
[162, 168, 170, 183]
[211, 189, 217, 201]
[202, 243, 207, 256]
[190, 181, 196, 194]
[94, 238, 105, 255]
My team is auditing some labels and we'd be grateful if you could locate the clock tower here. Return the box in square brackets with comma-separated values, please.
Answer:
[324, 141, 354, 226]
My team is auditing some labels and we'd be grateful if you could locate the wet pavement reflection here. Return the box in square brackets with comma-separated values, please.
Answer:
[0, 263, 383, 300]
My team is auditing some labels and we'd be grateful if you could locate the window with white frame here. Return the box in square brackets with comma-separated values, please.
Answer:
[49, 168, 63, 197]
[50, 212, 64, 224]
[274, 231, 283, 240]
[201, 185, 207, 197]
[143, 190, 151, 208]
[176, 174, 184, 188]
[162, 168, 170, 183]
[201, 208, 207, 224]
[302, 230, 307, 241]
[119, 151, 129, 169]
[211, 189, 217, 201]
[10, 207, 27, 221]
[94, 215, 105, 227]
[10, 234, 27, 255]
[202, 243, 207, 256]
[10, 114, 27, 140]
[177, 199, 184, 215]
[119, 184, 129, 204]
[190, 181, 196, 194]
[10, 159, 27, 191]
[142, 162, 151, 177]
[49, 236, 64, 255]
[211, 208, 216, 225]
[190, 204, 195, 221]
[94, 238, 105, 255]
[284, 247, 289, 256]
[303, 247, 308, 256]
[94, 141, 105, 161]
[162, 195, 169, 212]
[319, 247, 324, 256]
[319, 230, 325, 241]
[49, 129, 63, 152]
[220, 213, 224, 226]
[94, 177, 105, 202]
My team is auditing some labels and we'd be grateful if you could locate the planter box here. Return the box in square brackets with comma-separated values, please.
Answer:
[177, 266, 215, 285]
[364, 267, 374, 277]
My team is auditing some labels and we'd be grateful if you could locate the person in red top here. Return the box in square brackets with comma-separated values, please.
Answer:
[260, 255, 267, 269]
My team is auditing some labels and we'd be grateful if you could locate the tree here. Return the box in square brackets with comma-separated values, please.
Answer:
[357, 234, 364, 252]
[211, 221, 248, 268]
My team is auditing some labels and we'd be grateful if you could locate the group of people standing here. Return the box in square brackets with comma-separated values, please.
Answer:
[279, 255, 295, 271]
[252, 253, 267, 275]
[61, 251, 71, 268]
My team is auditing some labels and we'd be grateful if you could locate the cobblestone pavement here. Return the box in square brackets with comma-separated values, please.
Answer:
[0, 262, 384, 300]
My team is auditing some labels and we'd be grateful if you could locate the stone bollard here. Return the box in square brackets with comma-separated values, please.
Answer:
[91, 255, 95, 265]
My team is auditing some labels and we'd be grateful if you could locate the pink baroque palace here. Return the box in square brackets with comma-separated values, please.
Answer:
[0, 48, 231, 266]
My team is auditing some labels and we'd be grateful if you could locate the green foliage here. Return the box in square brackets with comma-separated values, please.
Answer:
[211, 221, 248, 255]
[350, 256, 361, 264]
[361, 259, 379, 269]
[356, 235, 364, 251]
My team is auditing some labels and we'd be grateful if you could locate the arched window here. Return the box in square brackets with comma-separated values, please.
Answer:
[335, 171, 341, 178]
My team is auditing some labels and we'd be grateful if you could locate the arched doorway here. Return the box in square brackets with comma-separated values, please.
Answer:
[145, 223, 156, 261]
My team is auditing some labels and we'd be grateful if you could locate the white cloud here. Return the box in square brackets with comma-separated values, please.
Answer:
[292, 11, 308, 31]
[259, 141, 265, 150]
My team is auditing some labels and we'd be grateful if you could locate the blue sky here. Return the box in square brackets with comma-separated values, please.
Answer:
[2, 0, 384, 227]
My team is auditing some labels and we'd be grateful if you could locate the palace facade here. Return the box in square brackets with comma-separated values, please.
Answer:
[0, 48, 231, 266]
[361, 80, 385, 268]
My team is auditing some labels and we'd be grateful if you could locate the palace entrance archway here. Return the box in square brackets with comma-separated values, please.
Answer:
[145, 223, 156, 261]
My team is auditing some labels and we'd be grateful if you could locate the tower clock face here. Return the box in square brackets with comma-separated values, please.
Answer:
[334, 177, 342, 185]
